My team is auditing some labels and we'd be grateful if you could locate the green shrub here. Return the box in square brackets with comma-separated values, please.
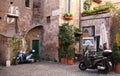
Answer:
[64, 13, 72, 16]
[59, 47, 66, 58]
[82, 10, 95, 14]
[82, 5, 110, 15]
[111, 42, 120, 64]
[94, 6, 109, 12]
[67, 47, 74, 58]
[59, 23, 75, 59]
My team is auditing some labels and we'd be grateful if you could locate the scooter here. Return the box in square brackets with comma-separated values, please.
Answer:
[79, 46, 112, 73]
[15, 49, 35, 65]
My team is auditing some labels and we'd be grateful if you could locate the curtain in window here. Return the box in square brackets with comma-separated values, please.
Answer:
[65, 0, 70, 13]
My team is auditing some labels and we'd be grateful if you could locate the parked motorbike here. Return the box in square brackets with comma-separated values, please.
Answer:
[79, 47, 112, 73]
[15, 49, 35, 65]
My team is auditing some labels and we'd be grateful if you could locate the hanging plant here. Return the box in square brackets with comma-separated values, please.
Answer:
[64, 12, 73, 20]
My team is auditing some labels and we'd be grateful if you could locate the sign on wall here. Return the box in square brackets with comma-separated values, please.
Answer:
[52, 9, 59, 16]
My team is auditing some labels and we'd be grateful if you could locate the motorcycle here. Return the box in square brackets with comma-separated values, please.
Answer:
[79, 46, 112, 73]
[14, 49, 35, 65]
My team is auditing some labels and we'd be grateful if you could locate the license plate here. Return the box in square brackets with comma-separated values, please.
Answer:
[109, 62, 112, 66]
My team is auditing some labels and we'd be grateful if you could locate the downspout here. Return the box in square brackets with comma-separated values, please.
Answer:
[79, 0, 82, 53]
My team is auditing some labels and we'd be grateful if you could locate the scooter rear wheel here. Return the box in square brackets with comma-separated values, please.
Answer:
[97, 63, 110, 73]
[79, 62, 87, 71]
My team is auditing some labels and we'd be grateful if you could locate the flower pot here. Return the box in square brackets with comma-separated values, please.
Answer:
[115, 63, 120, 73]
[67, 58, 74, 65]
[93, 0, 102, 4]
[92, 12, 97, 15]
[61, 57, 67, 64]
[64, 16, 73, 20]
[82, 13, 88, 17]
[102, 9, 110, 13]
[97, 11, 103, 14]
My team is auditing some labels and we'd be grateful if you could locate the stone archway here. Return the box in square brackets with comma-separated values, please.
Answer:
[25, 26, 43, 60]
[0, 34, 7, 65]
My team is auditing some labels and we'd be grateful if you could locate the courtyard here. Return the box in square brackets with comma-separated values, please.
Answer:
[0, 61, 119, 76]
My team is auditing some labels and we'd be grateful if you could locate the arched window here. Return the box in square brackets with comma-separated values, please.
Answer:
[25, 0, 30, 7]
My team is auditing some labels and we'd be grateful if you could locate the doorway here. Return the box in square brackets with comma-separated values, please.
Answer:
[32, 40, 39, 60]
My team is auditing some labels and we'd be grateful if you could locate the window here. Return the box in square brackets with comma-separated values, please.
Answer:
[65, 0, 71, 12]
[83, 26, 95, 37]
[25, 0, 30, 7]
[10, 2, 13, 4]
[84, 3, 90, 10]
[46, 16, 51, 23]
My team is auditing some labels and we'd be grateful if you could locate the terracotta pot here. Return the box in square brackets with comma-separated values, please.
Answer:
[64, 16, 73, 20]
[92, 12, 97, 15]
[67, 58, 74, 65]
[102, 9, 110, 13]
[115, 63, 120, 73]
[61, 58, 67, 64]
[82, 14, 88, 17]
[93, 0, 102, 4]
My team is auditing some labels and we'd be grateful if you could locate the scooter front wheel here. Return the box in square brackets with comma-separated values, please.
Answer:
[79, 62, 87, 71]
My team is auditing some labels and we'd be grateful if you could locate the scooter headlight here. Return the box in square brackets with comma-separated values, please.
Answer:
[32, 50, 35, 53]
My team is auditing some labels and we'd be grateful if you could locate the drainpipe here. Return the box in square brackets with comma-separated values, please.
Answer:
[79, 0, 82, 53]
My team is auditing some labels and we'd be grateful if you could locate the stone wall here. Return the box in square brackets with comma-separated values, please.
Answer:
[0, 0, 59, 64]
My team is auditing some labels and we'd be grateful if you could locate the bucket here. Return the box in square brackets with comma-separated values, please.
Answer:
[6, 60, 11, 67]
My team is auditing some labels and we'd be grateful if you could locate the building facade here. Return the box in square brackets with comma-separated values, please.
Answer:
[59, 0, 80, 54]
[0, 0, 59, 65]
[80, 0, 120, 51]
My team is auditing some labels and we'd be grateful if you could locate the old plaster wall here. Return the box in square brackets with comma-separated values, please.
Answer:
[0, 0, 59, 64]
[41, 0, 59, 61]
[81, 14, 111, 50]
[59, 0, 80, 27]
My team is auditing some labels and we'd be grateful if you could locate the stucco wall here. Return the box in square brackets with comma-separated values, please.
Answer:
[0, 0, 59, 63]
[59, 0, 80, 27]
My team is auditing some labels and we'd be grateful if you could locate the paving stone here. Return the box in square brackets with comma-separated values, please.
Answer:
[0, 61, 119, 76]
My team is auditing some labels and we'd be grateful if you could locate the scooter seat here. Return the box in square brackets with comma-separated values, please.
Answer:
[90, 56, 103, 60]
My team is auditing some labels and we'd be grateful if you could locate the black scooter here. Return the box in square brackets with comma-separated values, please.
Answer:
[79, 46, 112, 73]
[14, 49, 35, 65]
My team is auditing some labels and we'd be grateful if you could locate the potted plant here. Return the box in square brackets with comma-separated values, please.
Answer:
[95, 5, 110, 14]
[59, 47, 67, 64]
[111, 42, 120, 73]
[64, 12, 73, 20]
[82, 10, 94, 16]
[93, 0, 102, 4]
[58, 23, 75, 65]
[110, 9, 120, 73]
[67, 47, 74, 65]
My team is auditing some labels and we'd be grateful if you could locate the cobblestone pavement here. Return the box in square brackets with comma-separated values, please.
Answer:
[0, 61, 119, 76]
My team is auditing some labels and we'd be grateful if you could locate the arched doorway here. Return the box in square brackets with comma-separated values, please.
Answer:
[25, 26, 43, 60]
[0, 34, 7, 65]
